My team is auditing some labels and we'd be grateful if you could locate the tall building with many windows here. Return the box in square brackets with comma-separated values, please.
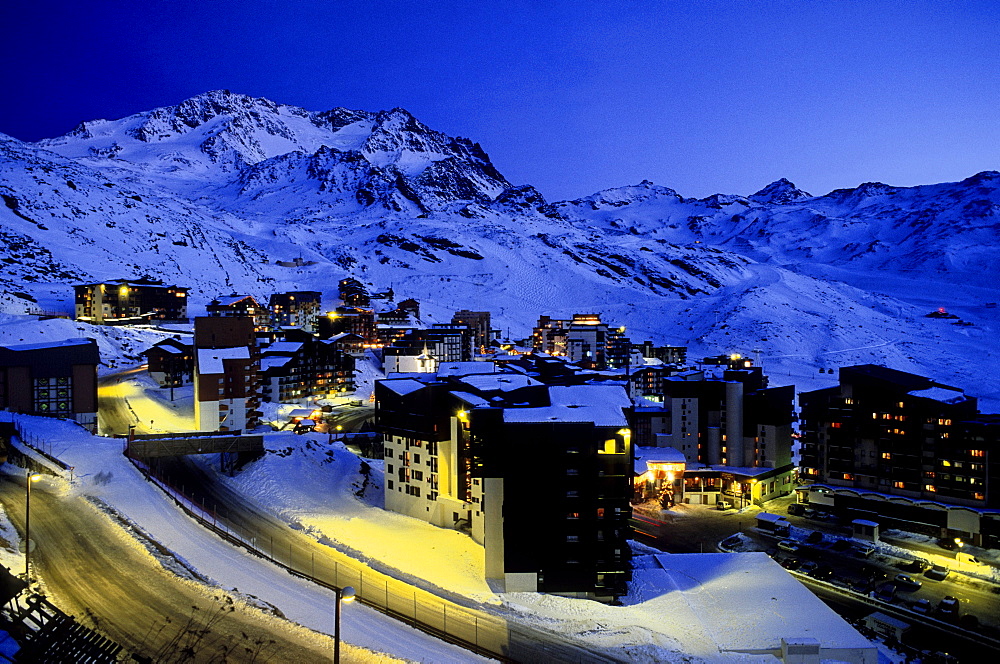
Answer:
[376, 363, 633, 600]
[799, 364, 999, 546]
[193, 317, 261, 432]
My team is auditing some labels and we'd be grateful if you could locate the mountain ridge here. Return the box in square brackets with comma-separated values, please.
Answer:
[3, 91, 999, 406]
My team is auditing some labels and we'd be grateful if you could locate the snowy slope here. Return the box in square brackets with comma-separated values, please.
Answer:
[2, 91, 999, 407]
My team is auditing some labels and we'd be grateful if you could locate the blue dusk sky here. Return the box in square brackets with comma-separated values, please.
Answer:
[2, 0, 998, 201]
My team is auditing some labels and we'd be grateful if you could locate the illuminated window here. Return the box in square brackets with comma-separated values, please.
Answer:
[897, 401, 905, 408]
[844, 398, 854, 405]
[881, 452, 891, 460]
[974, 492, 985, 500]
[970, 450, 985, 457]
[893, 481, 905, 489]
[924, 484, 936, 492]
[942, 459, 952, 467]
[830, 422, 842, 428]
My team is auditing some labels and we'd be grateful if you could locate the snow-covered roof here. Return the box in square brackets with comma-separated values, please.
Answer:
[197, 347, 250, 374]
[636, 445, 685, 464]
[755, 512, 789, 524]
[455, 373, 540, 392]
[908, 386, 968, 404]
[503, 385, 629, 426]
[261, 356, 292, 371]
[0, 337, 94, 352]
[449, 391, 490, 408]
[380, 378, 427, 396]
[635, 553, 874, 654]
[437, 361, 496, 377]
[262, 341, 303, 355]
[213, 294, 257, 306]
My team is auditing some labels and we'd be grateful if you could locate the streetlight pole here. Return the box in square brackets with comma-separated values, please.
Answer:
[334, 585, 355, 664]
[25, 472, 41, 580]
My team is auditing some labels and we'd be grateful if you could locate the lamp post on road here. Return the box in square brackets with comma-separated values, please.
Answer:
[334, 585, 356, 664]
[24, 472, 42, 580]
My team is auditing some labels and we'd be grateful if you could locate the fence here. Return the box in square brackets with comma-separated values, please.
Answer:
[127, 456, 537, 662]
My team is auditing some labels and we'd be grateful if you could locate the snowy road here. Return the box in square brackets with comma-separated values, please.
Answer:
[0, 475, 336, 662]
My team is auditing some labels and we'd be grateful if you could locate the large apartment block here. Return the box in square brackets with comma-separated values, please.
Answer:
[376, 363, 633, 600]
[799, 364, 1000, 547]
[75, 279, 188, 324]
[531, 314, 631, 370]
[269, 291, 322, 331]
[0, 338, 100, 433]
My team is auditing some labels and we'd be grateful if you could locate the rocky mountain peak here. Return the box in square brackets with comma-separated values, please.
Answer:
[749, 178, 811, 205]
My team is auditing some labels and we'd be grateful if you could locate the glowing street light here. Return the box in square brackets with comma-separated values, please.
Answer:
[334, 585, 356, 664]
[25, 472, 42, 580]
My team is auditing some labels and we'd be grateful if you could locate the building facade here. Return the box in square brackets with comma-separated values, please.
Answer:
[193, 317, 261, 432]
[143, 337, 194, 388]
[0, 338, 99, 432]
[206, 295, 269, 331]
[75, 279, 188, 324]
[269, 291, 322, 331]
[799, 364, 1000, 546]
[259, 336, 355, 403]
[633, 366, 796, 507]
[376, 364, 633, 600]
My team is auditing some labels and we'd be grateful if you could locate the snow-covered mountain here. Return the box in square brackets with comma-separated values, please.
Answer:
[2, 90, 998, 406]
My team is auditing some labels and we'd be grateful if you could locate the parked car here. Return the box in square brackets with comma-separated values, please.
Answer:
[936, 538, 957, 551]
[853, 544, 875, 558]
[777, 540, 800, 553]
[721, 535, 741, 549]
[780, 557, 802, 571]
[925, 565, 949, 581]
[810, 565, 834, 581]
[798, 561, 818, 576]
[872, 582, 896, 603]
[900, 559, 926, 573]
[894, 574, 922, 591]
[911, 598, 932, 614]
[787, 503, 806, 516]
[938, 596, 959, 617]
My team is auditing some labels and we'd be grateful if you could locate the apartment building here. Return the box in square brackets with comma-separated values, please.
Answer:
[0, 338, 99, 432]
[799, 365, 999, 546]
[206, 295, 269, 331]
[269, 291, 322, 331]
[74, 279, 188, 324]
[193, 317, 260, 432]
[376, 363, 633, 600]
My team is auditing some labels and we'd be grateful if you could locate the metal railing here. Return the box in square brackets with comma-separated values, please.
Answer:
[126, 457, 618, 663]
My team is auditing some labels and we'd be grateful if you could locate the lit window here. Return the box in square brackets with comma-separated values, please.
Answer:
[970, 450, 985, 457]
[830, 422, 842, 429]
[924, 484, 936, 492]
[881, 452, 891, 460]
[893, 481, 905, 489]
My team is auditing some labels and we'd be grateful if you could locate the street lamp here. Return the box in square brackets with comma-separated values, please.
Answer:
[334, 585, 355, 664]
[328, 423, 343, 445]
[24, 472, 42, 580]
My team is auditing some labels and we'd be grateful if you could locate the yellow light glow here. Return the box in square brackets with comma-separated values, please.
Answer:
[119, 285, 129, 296]
[28, 473, 42, 483]
[730, 353, 741, 361]
[457, 410, 469, 421]
[327, 312, 338, 319]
